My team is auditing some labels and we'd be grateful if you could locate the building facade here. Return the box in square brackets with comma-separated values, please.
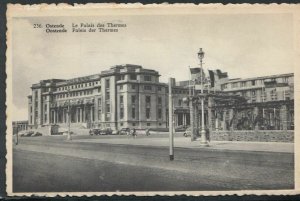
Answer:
[28, 64, 168, 130]
[27, 64, 294, 131]
[12, 120, 28, 134]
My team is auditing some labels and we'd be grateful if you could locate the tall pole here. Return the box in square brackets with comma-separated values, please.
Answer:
[169, 78, 174, 161]
[67, 81, 72, 141]
[189, 67, 195, 141]
[198, 48, 208, 146]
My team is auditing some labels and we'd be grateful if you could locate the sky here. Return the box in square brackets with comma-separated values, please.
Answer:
[11, 13, 294, 120]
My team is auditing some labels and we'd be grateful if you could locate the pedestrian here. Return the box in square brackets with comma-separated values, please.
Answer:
[206, 128, 210, 142]
[146, 128, 150, 136]
[133, 128, 137, 138]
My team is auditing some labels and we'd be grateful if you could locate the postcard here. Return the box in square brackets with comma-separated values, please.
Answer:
[6, 3, 300, 196]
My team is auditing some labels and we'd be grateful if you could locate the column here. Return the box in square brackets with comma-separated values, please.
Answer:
[189, 99, 195, 140]
[90, 106, 94, 122]
[208, 97, 214, 131]
[253, 107, 259, 130]
[82, 105, 86, 122]
[280, 105, 288, 130]
[215, 111, 219, 131]
[79, 107, 82, 122]
[229, 108, 234, 130]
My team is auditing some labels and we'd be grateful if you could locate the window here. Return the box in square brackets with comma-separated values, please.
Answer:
[144, 75, 152, 81]
[283, 77, 289, 83]
[89, 83, 91, 86]
[241, 81, 246, 87]
[157, 86, 161, 91]
[120, 95, 124, 104]
[131, 84, 136, 89]
[158, 108, 162, 119]
[232, 82, 238, 88]
[120, 108, 124, 119]
[30, 107, 32, 113]
[132, 123, 136, 126]
[130, 74, 137, 80]
[158, 97, 162, 105]
[147, 123, 151, 126]
[106, 103, 110, 113]
[178, 99, 182, 106]
[146, 108, 150, 119]
[252, 90, 256, 96]
[98, 87, 101, 93]
[98, 98, 102, 108]
[119, 85, 123, 90]
[144, 85, 152, 91]
[146, 96, 151, 105]
[131, 95, 136, 104]
[106, 91, 110, 99]
[44, 114, 47, 122]
[44, 104, 47, 111]
[105, 79, 110, 88]
[98, 110, 102, 121]
[132, 108, 135, 119]
[251, 80, 256, 86]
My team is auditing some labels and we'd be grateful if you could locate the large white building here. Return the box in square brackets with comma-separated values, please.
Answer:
[27, 64, 294, 131]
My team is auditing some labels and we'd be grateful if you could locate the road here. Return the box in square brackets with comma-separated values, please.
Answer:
[13, 135, 294, 192]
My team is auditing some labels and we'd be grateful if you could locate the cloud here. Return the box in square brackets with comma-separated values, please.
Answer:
[10, 14, 294, 120]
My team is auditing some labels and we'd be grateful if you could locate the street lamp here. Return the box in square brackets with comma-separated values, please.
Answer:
[198, 48, 208, 146]
[67, 81, 72, 141]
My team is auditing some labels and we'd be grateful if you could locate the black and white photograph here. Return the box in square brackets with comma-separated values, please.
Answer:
[6, 4, 300, 196]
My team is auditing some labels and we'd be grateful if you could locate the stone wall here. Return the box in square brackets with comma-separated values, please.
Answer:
[210, 130, 294, 142]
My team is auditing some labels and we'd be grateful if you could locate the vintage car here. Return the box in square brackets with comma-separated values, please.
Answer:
[19, 130, 34, 137]
[89, 128, 102, 135]
[31, 131, 42, 137]
[119, 128, 130, 135]
[183, 127, 201, 137]
[100, 128, 113, 135]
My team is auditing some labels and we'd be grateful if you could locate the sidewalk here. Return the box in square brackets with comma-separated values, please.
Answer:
[73, 136, 294, 153]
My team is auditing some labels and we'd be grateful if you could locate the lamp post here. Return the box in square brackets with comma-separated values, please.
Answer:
[198, 48, 208, 146]
[67, 81, 72, 141]
[169, 78, 174, 161]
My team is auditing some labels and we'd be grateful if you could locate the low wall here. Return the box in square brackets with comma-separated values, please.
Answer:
[210, 130, 294, 143]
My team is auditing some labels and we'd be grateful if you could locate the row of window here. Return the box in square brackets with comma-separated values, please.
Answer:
[55, 90, 94, 99]
[118, 84, 163, 92]
[223, 77, 290, 90]
[119, 107, 162, 119]
[57, 81, 99, 91]
[116, 74, 153, 82]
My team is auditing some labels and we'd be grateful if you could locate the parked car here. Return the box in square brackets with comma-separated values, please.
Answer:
[19, 130, 34, 137]
[31, 131, 42, 137]
[120, 128, 130, 135]
[89, 128, 101, 135]
[100, 128, 113, 135]
[112, 130, 120, 135]
[183, 127, 201, 137]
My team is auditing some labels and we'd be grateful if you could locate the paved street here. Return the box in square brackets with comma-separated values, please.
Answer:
[13, 134, 294, 192]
